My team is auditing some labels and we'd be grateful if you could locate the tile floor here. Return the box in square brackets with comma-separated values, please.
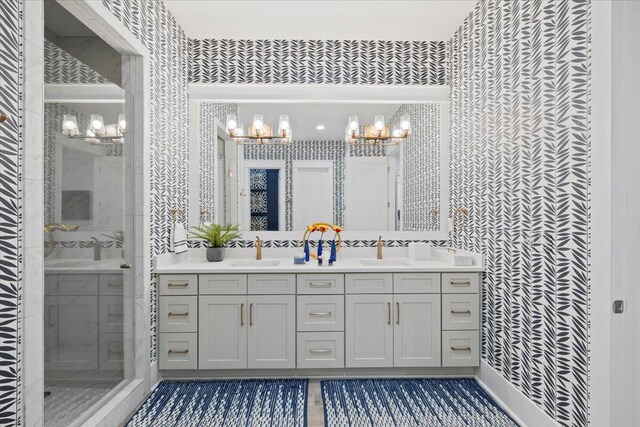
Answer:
[307, 380, 325, 427]
[44, 379, 121, 427]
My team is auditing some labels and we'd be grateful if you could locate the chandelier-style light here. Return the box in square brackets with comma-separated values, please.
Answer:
[227, 113, 292, 145]
[345, 114, 411, 146]
[62, 113, 125, 144]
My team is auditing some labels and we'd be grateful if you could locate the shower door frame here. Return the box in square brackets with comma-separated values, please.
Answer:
[23, 0, 152, 425]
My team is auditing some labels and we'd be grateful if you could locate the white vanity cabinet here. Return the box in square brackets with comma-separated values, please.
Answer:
[158, 267, 481, 372]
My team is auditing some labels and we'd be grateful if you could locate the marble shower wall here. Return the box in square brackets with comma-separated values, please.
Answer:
[449, 1, 591, 425]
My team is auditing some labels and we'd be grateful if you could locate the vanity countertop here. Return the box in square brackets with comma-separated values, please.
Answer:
[156, 257, 484, 274]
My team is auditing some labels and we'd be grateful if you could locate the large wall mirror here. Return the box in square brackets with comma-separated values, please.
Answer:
[190, 89, 449, 239]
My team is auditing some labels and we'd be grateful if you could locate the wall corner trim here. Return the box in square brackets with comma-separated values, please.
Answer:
[475, 361, 560, 427]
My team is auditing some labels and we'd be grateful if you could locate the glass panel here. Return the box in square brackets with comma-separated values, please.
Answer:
[44, 2, 132, 426]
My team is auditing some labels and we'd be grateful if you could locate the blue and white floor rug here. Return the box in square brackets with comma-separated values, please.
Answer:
[126, 379, 308, 427]
[321, 378, 518, 427]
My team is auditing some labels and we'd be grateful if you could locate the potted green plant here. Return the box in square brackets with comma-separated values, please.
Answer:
[189, 223, 241, 262]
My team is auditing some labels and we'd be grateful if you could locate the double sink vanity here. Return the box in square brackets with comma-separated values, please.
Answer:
[157, 248, 483, 376]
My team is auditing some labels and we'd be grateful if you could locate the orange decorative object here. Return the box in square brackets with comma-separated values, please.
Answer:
[302, 222, 343, 260]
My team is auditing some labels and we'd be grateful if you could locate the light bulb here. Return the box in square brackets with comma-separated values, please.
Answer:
[347, 115, 359, 133]
[92, 120, 102, 129]
[226, 114, 237, 131]
[392, 128, 401, 138]
[89, 114, 105, 135]
[400, 114, 410, 131]
[374, 115, 385, 131]
[118, 113, 126, 133]
[62, 115, 78, 136]
[253, 114, 264, 133]
[278, 114, 290, 137]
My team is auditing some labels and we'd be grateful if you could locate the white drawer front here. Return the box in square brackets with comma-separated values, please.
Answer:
[99, 274, 124, 296]
[99, 296, 124, 333]
[199, 274, 247, 294]
[297, 295, 344, 332]
[442, 331, 480, 367]
[159, 296, 198, 333]
[297, 274, 345, 294]
[297, 332, 344, 369]
[442, 294, 479, 330]
[159, 333, 197, 370]
[442, 273, 480, 293]
[248, 274, 296, 294]
[345, 273, 393, 294]
[58, 274, 98, 295]
[394, 273, 440, 294]
[99, 332, 124, 371]
[159, 274, 198, 295]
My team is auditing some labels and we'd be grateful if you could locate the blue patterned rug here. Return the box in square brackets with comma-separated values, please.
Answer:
[321, 378, 518, 427]
[126, 379, 308, 426]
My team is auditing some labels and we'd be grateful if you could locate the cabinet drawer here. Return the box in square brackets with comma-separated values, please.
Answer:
[159, 296, 198, 333]
[99, 296, 124, 333]
[442, 330, 480, 367]
[199, 274, 247, 294]
[394, 273, 440, 293]
[159, 274, 198, 295]
[45, 275, 58, 295]
[58, 274, 98, 295]
[297, 295, 344, 332]
[99, 332, 124, 371]
[345, 273, 393, 294]
[297, 274, 344, 294]
[297, 332, 344, 369]
[442, 273, 480, 293]
[159, 333, 197, 370]
[248, 274, 295, 294]
[99, 274, 124, 296]
[442, 294, 479, 330]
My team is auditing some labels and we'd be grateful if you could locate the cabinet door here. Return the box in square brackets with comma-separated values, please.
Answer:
[345, 294, 393, 368]
[199, 295, 247, 369]
[393, 294, 441, 367]
[49, 295, 99, 370]
[247, 295, 295, 369]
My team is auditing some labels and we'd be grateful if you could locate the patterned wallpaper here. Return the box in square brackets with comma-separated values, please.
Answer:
[0, 0, 23, 424]
[190, 39, 449, 85]
[44, 39, 110, 84]
[199, 102, 238, 223]
[449, 1, 591, 426]
[100, 0, 190, 364]
[390, 103, 441, 231]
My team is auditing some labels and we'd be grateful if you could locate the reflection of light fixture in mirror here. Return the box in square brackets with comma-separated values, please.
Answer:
[226, 113, 291, 145]
[62, 113, 126, 144]
[62, 115, 79, 136]
[345, 113, 411, 146]
[316, 124, 325, 130]
[118, 113, 126, 134]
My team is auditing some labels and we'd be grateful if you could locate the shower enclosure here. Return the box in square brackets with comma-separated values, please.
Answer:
[43, 2, 135, 425]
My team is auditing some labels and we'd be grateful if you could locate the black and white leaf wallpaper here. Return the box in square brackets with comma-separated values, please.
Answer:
[449, 1, 591, 426]
[190, 39, 449, 85]
[100, 0, 191, 365]
[44, 39, 110, 84]
[0, 0, 23, 424]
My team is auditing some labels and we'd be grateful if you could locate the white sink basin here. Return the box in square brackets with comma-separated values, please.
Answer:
[231, 260, 280, 267]
[359, 259, 411, 266]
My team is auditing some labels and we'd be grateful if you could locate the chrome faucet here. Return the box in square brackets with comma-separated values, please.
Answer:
[255, 236, 262, 260]
[377, 235, 383, 259]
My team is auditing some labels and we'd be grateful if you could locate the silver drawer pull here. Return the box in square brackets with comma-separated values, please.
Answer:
[168, 349, 189, 354]
[168, 283, 189, 288]
[451, 346, 472, 352]
[168, 312, 189, 317]
[309, 311, 332, 317]
[309, 349, 332, 354]
[450, 280, 471, 286]
[450, 310, 471, 314]
[309, 282, 332, 288]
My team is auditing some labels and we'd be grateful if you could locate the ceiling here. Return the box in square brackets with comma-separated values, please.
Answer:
[236, 103, 402, 140]
[165, 0, 477, 41]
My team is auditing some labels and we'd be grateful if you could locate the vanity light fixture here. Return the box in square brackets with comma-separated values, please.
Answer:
[61, 113, 126, 144]
[345, 114, 411, 146]
[226, 113, 292, 145]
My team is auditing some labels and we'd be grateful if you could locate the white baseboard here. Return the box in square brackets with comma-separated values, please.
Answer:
[475, 361, 559, 427]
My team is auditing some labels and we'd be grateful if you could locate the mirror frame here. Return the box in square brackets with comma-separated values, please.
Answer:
[189, 84, 450, 241]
